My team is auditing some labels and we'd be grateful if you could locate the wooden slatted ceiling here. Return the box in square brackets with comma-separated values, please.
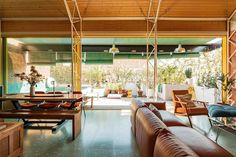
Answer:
[0, 0, 235, 18]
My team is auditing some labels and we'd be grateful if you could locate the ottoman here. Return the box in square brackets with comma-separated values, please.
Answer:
[208, 104, 236, 117]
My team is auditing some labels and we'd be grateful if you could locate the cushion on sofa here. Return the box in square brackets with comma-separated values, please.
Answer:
[159, 110, 186, 127]
[136, 107, 168, 157]
[148, 104, 163, 121]
[144, 101, 166, 110]
[169, 126, 234, 157]
[154, 128, 199, 157]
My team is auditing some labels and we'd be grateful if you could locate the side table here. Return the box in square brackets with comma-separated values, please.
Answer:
[0, 122, 24, 157]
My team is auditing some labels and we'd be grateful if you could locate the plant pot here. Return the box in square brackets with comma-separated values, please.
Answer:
[186, 78, 193, 85]
[105, 89, 111, 96]
[147, 89, 154, 98]
[137, 90, 143, 97]
[111, 90, 117, 94]
[122, 89, 128, 97]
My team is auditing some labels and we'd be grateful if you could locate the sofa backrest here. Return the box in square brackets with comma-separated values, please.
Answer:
[135, 107, 168, 157]
[131, 99, 146, 135]
[154, 128, 199, 157]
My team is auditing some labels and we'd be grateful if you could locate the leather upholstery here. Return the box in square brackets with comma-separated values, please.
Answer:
[169, 126, 234, 157]
[144, 102, 166, 110]
[136, 108, 167, 157]
[133, 99, 233, 157]
[130, 99, 146, 134]
[154, 128, 199, 157]
[159, 110, 186, 127]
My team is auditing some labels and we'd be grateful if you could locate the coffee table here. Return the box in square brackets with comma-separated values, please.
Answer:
[210, 117, 236, 142]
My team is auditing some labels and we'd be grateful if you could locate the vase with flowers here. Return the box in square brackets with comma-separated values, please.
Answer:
[14, 66, 44, 96]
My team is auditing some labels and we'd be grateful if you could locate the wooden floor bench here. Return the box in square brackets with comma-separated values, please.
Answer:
[0, 109, 81, 140]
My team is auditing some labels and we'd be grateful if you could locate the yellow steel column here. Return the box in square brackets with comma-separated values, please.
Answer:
[222, 36, 228, 75]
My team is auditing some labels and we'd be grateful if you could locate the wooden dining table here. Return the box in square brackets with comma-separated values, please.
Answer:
[0, 93, 83, 140]
[0, 93, 83, 109]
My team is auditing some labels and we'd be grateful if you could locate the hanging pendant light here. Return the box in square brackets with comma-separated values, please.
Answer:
[109, 44, 119, 54]
[174, 44, 186, 53]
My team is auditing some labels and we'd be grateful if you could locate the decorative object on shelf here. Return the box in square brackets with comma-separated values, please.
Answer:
[14, 66, 44, 96]
[217, 73, 236, 104]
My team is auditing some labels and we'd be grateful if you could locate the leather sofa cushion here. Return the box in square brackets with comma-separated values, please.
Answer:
[131, 99, 146, 134]
[136, 108, 168, 157]
[159, 110, 186, 127]
[154, 128, 199, 157]
[169, 126, 234, 157]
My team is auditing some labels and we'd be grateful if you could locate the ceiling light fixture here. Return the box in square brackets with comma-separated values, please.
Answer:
[174, 44, 186, 53]
[109, 44, 119, 54]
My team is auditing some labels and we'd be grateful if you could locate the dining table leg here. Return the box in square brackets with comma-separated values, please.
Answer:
[11, 100, 29, 124]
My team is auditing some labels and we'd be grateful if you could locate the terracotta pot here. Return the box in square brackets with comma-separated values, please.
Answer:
[105, 89, 111, 96]
[138, 90, 143, 97]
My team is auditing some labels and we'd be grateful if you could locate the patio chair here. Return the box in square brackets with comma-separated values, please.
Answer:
[172, 90, 212, 127]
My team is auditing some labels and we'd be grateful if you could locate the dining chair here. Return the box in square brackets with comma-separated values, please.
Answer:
[38, 91, 63, 109]
[60, 91, 85, 117]
[172, 89, 212, 127]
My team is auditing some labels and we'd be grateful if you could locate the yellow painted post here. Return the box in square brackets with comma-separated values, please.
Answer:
[222, 36, 228, 102]
[73, 36, 81, 92]
[222, 36, 228, 75]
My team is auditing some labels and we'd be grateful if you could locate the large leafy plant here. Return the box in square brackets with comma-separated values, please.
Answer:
[217, 73, 236, 104]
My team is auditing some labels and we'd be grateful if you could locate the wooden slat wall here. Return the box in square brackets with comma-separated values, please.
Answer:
[0, 0, 235, 18]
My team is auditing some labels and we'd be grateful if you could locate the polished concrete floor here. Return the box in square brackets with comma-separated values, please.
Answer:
[22, 110, 140, 157]
[7, 107, 236, 157]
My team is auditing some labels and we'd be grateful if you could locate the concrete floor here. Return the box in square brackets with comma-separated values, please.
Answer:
[8, 98, 236, 157]
[22, 110, 140, 157]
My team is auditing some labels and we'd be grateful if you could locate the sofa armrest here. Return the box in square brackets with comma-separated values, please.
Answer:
[144, 102, 166, 110]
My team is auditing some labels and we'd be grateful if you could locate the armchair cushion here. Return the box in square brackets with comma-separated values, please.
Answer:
[176, 94, 196, 108]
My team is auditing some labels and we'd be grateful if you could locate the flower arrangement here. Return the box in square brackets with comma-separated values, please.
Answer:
[14, 66, 44, 86]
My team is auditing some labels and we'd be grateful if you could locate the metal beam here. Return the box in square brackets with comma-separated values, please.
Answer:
[63, 0, 82, 92]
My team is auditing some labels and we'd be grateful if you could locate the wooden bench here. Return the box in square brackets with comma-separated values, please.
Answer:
[0, 109, 81, 140]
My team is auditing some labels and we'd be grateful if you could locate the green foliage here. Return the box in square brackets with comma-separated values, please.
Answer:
[50, 64, 72, 84]
[217, 73, 236, 93]
[185, 68, 192, 79]
[158, 65, 185, 84]
[85, 67, 106, 88]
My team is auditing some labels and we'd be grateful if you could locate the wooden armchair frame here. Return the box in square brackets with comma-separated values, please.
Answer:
[172, 90, 212, 127]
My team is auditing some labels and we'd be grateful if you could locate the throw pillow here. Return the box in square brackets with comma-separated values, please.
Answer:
[149, 104, 163, 121]
[176, 94, 196, 108]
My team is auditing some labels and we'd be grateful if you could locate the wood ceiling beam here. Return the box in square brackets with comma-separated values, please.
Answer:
[1, 17, 227, 21]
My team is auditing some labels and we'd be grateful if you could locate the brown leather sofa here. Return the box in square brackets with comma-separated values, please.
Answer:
[131, 99, 233, 157]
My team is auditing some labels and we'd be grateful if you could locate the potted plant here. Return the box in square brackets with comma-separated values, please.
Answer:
[136, 80, 143, 97]
[185, 68, 193, 85]
[217, 73, 236, 104]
